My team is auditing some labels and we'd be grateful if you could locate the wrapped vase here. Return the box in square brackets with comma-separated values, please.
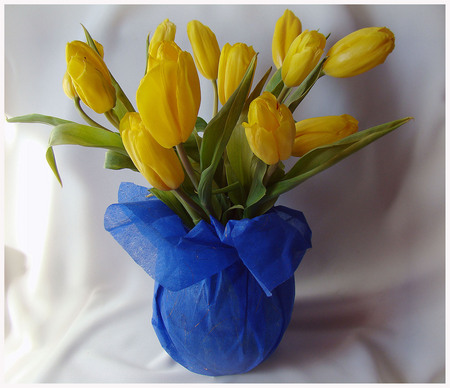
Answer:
[104, 182, 312, 376]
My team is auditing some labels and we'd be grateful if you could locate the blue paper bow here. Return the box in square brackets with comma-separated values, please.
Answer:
[104, 182, 312, 296]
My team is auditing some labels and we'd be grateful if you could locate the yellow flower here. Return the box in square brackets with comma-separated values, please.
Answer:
[323, 27, 395, 78]
[272, 9, 302, 69]
[217, 42, 256, 105]
[281, 30, 326, 88]
[148, 18, 176, 58]
[136, 41, 201, 149]
[65, 40, 116, 114]
[62, 72, 77, 99]
[243, 91, 295, 165]
[292, 114, 359, 157]
[187, 20, 221, 80]
[120, 112, 184, 191]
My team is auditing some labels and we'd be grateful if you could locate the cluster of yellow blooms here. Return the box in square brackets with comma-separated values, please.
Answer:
[57, 8, 402, 224]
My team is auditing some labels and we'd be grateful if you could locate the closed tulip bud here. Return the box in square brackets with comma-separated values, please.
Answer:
[148, 18, 176, 57]
[323, 27, 395, 78]
[66, 41, 116, 114]
[292, 114, 358, 157]
[243, 92, 295, 165]
[137, 41, 201, 149]
[62, 72, 77, 99]
[281, 30, 326, 88]
[272, 9, 302, 69]
[120, 112, 184, 191]
[217, 42, 256, 105]
[187, 20, 220, 80]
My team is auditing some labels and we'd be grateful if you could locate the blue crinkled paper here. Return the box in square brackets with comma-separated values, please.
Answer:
[104, 182, 312, 375]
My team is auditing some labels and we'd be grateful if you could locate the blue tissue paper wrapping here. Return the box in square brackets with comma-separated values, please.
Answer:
[104, 182, 312, 376]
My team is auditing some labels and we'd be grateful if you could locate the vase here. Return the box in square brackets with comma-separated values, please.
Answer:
[104, 182, 312, 376]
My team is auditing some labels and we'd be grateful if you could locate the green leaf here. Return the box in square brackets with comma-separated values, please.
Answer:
[43, 122, 128, 185]
[198, 55, 257, 214]
[226, 124, 254, 193]
[48, 122, 127, 154]
[267, 117, 413, 198]
[285, 57, 327, 113]
[195, 117, 208, 132]
[221, 204, 244, 224]
[265, 67, 284, 97]
[45, 146, 62, 186]
[6, 113, 73, 126]
[104, 150, 137, 171]
[245, 157, 267, 207]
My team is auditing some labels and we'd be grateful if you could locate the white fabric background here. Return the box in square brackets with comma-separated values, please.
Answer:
[4, 4, 445, 383]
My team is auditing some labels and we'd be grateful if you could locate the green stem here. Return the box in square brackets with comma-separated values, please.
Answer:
[73, 97, 110, 130]
[176, 143, 199, 190]
[277, 85, 290, 104]
[174, 188, 209, 222]
[104, 109, 120, 130]
[212, 79, 219, 117]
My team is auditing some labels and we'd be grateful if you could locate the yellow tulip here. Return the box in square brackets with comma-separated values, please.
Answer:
[136, 41, 201, 149]
[65, 41, 116, 114]
[62, 72, 77, 99]
[120, 112, 184, 191]
[281, 30, 326, 88]
[323, 27, 395, 78]
[217, 42, 256, 105]
[243, 91, 295, 165]
[292, 114, 358, 157]
[272, 9, 302, 69]
[187, 20, 221, 80]
[148, 18, 176, 58]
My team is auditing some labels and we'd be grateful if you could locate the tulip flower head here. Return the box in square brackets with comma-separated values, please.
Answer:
[187, 20, 221, 80]
[281, 29, 326, 88]
[120, 112, 185, 191]
[65, 40, 116, 114]
[217, 42, 256, 105]
[323, 27, 395, 78]
[137, 41, 201, 149]
[148, 18, 176, 58]
[272, 9, 302, 69]
[292, 114, 358, 157]
[243, 91, 295, 165]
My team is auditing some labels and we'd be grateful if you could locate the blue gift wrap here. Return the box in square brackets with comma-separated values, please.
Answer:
[104, 182, 312, 376]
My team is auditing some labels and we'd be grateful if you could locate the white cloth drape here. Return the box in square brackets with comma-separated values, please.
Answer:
[4, 4, 445, 383]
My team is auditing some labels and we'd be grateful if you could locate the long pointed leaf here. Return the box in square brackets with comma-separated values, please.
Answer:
[104, 150, 137, 171]
[45, 146, 62, 186]
[268, 117, 413, 198]
[245, 157, 267, 207]
[285, 57, 327, 113]
[265, 67, 284, 97]
[7, 113, 74, 126]
[48, 123, 127, 154]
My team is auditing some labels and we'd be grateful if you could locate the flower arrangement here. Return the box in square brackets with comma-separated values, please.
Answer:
[7, 9, 411, 376]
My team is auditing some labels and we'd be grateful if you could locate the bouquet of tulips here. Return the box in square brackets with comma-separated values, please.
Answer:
[8, 9, 412, 376]
[8, 9, 410, 228]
